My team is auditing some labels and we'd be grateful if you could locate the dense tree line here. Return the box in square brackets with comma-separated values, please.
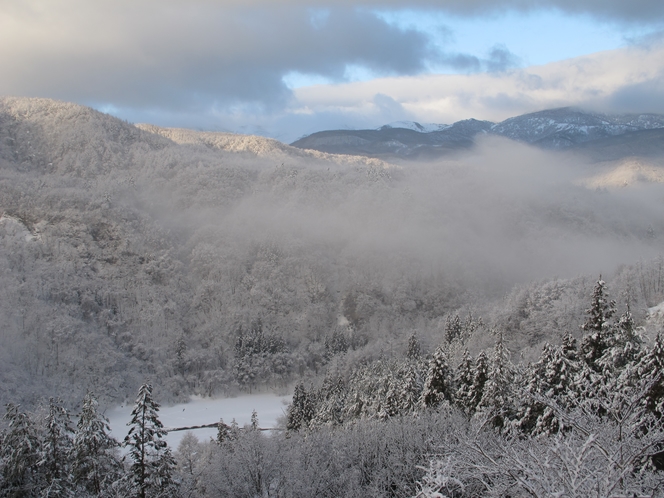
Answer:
[2, 279, 663, 497]
[167, 279, 664, 497]
[0, 386, 176, 497]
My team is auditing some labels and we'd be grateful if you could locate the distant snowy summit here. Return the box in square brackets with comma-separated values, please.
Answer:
[291, 107, 664, 160]
[379, 121, 450, 133]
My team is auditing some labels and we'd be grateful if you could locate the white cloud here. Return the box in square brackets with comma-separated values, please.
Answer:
[289, 41, 664, 128]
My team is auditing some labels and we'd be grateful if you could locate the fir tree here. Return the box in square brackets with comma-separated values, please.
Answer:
[516, 337, 582, 436]
[406, 332, 421, 360]
[638, 333, 664, 418]
[0, 404, 41, 496]
[454, 349, 475, 416]
[395, 361, 422, 414]
[445, 315, 462, 344]
[580, 277, 616, 371]
[123, 384, 178, 498]
[548, 333, 582, 405]
[216, 418, 230, 444]
[39, 397, 76, 497]
[421, 345, 454, 408]
[468, 351, 489, 415]
[286, 383, 315, 432]
[516, 344, 553, 435]
[312, 375, 346, 427]
[598, 306, 643, 374]
[73, 391, 122, 495]
[478, 335, 514, 430]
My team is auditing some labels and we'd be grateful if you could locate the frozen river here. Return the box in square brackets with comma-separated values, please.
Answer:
[105, 392, 292, 450]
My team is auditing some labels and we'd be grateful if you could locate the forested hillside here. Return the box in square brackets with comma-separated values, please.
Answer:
[0, 97, 663, 410]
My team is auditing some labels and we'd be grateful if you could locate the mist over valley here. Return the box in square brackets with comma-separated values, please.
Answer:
[0, 97, 662, 409]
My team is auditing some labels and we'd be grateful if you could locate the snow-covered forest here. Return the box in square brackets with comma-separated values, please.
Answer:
[1, 97, 664, 496]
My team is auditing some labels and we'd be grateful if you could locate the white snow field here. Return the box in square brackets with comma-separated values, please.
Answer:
[106, 393, 292, 450]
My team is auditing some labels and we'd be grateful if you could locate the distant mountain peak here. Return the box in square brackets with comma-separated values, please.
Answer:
[379, 121, 450, 133]
[291, 107, 664, 159]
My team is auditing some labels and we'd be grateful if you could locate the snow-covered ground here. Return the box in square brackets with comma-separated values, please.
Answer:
[647, 301, 664, 328]
[106, 393, 292, 451]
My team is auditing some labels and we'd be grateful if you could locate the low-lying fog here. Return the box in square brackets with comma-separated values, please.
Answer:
[2, 101, 663, 406]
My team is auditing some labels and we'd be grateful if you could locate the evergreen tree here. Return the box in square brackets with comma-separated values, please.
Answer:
[598, 306, 643, 374]
[516, 337, 581, 435]
[454, 349, 475, 416]
[38, 398, 76, 497]
[406, 332, 421, 360]
[216, 418, 230, 444]
[516, 344, 553, 435]
[638, 333, 664, 418]
[478, 335, 515, 430]
[395, 361, 422, 414]
[312, 375, 346, 427]
[233, 324, 265, 393]
[547, 333, 582, 406]
[580, 277, 616, 371]
[286, 383, 314, 432]
[73, 391, 122, 495]
[468, 351, 489, 415]
[324, 328, 349, 359]
[421, 346, 454, 408]
[445, 315, 462, 344]
[0, 404, 41, 496]
[123, 384, 178, 498]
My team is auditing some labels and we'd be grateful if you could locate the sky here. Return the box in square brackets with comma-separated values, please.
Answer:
[2, 0, 664, 142]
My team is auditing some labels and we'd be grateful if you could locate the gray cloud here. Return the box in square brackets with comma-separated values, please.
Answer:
[485, 45, 521, 73]
[185, 1, 664, 24]
[0, 3, 437, 111]
[2, 0, 663, 139]
[599, 75, 664, 114]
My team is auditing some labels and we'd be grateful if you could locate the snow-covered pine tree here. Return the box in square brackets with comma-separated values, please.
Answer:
[638, 333, 664, 418]
[421, 345, 454, 408]
[547, 333, 582, 407]
[406, 332, 421, 360]
[395, 361, 422, 414]
[39, 397, 76, 497]
[454, 349, 475, 416]
[580, 277, 616, 371]
[216, 418, 230, 443]
[445, 315, 462, 344]
[124, 383, 178, 498]
[0, 404, 41, 496]
[478, 334, 515, 430]
[312, 375, 346, 427]
[468, 351, 489, 415]
[515, 344, 553, 435]
[233, 324, 264, 393]
[286, 383, 314, 432]
[598, 305, 643, 375]
[517, 336, 582, 435]
[73, 391, 122, 495]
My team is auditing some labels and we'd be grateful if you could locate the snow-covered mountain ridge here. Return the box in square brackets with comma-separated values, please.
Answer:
[292, 107, 664, 159]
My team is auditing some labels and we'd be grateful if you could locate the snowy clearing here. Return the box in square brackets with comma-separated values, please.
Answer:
[106, 393, 292, 450]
